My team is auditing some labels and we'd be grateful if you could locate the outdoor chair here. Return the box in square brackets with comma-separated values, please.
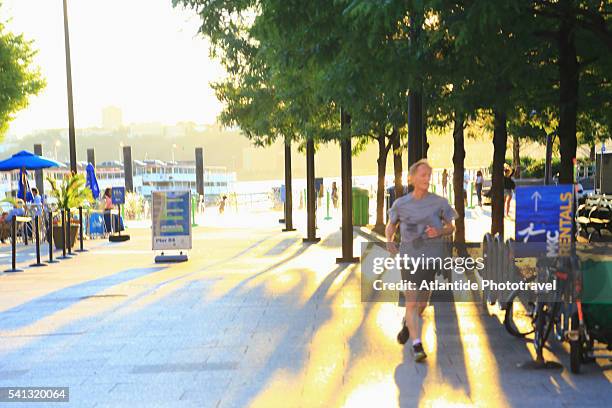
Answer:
[577, 195, 612, 241]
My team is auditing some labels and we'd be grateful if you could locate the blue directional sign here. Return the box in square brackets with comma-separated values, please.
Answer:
[515, 185, 573, 257]
[111, 187, 126, 205]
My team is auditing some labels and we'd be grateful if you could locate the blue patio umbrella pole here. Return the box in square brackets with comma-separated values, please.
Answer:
[18, 168, 30, 245]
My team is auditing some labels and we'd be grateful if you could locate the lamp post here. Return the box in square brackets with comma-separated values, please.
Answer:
[119, 141, 124, 162]
[54, 140, 61, 161]
[62, 0, 77, 174]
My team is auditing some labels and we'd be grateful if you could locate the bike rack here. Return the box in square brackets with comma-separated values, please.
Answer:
[498, 238, 515, 310]
[492, 234, 503, 306]
[482, 233, 492, 307]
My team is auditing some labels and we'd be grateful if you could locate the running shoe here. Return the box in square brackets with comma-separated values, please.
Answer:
[412, 342, 427, 362]
[397, 317, 410, 345]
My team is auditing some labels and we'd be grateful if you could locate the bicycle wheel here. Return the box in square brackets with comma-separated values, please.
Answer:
[570, 313, 582, 374]
[504, 280, 537, 338]
[533, 300, 560, 358]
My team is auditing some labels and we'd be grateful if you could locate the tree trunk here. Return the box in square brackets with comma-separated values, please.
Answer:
[452, 113, 467, 255]
[374, 133, 388, 234]
[304, 138, 318, 242]
[589, 144, 596, 161]
[492, 110, 508, 237]
[408, 90, 424, 167]
[283, 140, 295, 231]
[392, 127, 403, 199]
[407, 10, 425, 168]
[422, 101, 429, 159]
[513, 136, 521, 179]
[558, 10, 579, 184]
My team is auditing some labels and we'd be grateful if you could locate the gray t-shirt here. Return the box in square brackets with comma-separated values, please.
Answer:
[388, 192, 457, 257]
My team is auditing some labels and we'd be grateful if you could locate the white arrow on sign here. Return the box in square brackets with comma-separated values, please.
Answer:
[531, 191, 542, 212]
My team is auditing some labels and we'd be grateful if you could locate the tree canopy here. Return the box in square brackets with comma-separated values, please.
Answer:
[176, 0, 611, 236]
[0, 14, 45, 140]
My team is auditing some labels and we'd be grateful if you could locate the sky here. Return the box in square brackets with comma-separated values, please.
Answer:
[2, 0, 225, 137]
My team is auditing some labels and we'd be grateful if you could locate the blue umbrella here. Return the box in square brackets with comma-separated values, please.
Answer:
[86, 163, 100, 200]
[0, 150, 64, 201]
[0, 150, 64, 170]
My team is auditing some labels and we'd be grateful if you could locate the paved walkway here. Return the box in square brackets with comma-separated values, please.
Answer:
[0, 210, 610, 407]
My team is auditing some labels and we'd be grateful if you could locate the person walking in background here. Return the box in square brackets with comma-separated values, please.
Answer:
[441, 169, 448, 197]
[198, 195, 205, 214]
[331, 181, 339, 209]
[385, 159, 457, 362]
[463, 170, 470, 207]
[31, 187, 43, 216]
[103, 188, 114, 233]
[143, 199, 150, 219]
[219, 195, 227, 214]
[475, 170, 484, 207]
[504, 164, 516, 217]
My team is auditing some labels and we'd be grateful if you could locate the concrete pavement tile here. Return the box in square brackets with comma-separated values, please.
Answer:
[0, 369, 29, 381]
[65, 384, 113, 405]
[180, 376, 231, 406]
[94, 402, 201, 408]
[205, 350, 247, 367]
[145, 348, 212, 365]
[107, 381, 188, 400]
[81, 370, 160, 385]
[18, 362, 108, 383]
[102, 350, 156, 366]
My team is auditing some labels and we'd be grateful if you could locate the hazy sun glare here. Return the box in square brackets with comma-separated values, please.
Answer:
[2, 0, 225, 136]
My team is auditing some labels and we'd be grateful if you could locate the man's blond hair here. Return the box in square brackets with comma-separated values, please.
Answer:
[408, 159, 432, 185]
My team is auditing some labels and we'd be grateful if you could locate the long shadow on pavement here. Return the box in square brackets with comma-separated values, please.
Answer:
[431, 298, 471, 399]
[461, 301, 611, 405]
[219, 263, 351, 407]
[0, 267, 167, 331]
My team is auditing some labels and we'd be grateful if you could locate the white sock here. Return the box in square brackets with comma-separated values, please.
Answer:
[412, 338, 421, 346]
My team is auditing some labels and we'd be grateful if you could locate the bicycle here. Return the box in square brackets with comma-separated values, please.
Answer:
[504, 256, 577, 362]
[503, 274, 536, 338]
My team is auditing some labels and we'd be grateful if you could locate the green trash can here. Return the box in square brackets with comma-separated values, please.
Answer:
[352, 187, 369, 226]
[581, 260, 612, 334]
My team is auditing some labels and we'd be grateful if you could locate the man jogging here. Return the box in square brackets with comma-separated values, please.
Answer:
[385, 159, 457, 362]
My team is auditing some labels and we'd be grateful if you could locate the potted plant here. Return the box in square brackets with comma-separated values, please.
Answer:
[47, 173, 93, 249]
